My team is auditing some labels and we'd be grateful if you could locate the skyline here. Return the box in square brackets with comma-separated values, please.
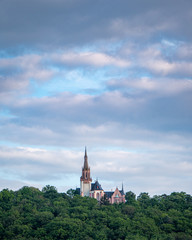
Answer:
[0, 0, 192, 196]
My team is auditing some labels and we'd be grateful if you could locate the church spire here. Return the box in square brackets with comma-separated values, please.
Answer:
[83, 146, 89, 170]
[80, 147, 92, 197]
[121, 182, 125, 195]
[85, 146, 87, 158]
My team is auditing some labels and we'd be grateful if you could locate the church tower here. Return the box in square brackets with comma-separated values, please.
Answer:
[80, 147, 92, 196]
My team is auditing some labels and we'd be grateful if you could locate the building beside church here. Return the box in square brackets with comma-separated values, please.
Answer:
[79, 147, 125, 203]
[105, 187, 125, 204]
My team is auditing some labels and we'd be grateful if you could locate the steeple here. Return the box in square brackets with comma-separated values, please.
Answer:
[85, 146, 87, 157]
[121, 182, 125, 195]
[80, 147, 92, 197]
[84, 146, 89, 170]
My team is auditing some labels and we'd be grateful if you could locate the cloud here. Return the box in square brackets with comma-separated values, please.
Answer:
[52, 51, 130, 67]
[0, 144, 191, 195]
[0, 0, 192, 196]
[108, 13, 171, 40]
[126, 43, 192, 77]
[176, 43, 192, 60]
[108, 77, 192, 95]
[0, 54, 54, 95]
[0, 87, 191, 150]
[0, 146, 81, 181]
[141, 58, 192, 77]
[0, 0, 192, 50]
[0, 75, 28, 92]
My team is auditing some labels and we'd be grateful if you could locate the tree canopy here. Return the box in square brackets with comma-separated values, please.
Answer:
[0, 186, 191, 239]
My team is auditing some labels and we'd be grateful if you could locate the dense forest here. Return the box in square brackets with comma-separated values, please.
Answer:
[0, 186, 192, 240]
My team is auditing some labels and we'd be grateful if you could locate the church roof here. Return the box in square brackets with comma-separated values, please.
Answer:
[104, 191, 113, 198]
[91, 180, 103, 191]
[120, 189, 125, 196]
[120, 183, 125, 195]
[105, 187, 125, 199]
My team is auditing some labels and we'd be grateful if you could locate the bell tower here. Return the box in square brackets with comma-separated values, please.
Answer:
[80, 147, 92, 196]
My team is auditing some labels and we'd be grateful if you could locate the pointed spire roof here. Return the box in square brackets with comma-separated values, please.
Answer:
[83, 146, 89, 169]
[121, 182, 125, 195]
[85, 146, 87, 158]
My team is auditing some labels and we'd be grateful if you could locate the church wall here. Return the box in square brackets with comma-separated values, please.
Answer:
[83, 182, 91, 197]
[110, 188, 125, 204]
[90, 190, 104, 201]
[80, 181, 91, 197]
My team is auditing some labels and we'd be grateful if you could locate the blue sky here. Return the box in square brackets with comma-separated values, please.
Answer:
[0, 0, 192, 196]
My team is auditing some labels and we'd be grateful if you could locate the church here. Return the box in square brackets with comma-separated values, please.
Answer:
[78, 147, 125, 204]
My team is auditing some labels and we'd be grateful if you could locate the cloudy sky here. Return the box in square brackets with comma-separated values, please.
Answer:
[0, 0, 192, 196]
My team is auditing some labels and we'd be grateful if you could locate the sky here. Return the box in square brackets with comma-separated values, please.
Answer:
[0, 0, 192, 196]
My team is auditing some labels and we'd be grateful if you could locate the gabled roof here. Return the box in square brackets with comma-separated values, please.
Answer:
[105, 187, 125, 199]
[104, 191, 113, 198]
[120, 190, 125, 196]
[91, 180, 103, 191]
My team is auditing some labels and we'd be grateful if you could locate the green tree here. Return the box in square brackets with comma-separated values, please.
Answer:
[137, 192, 151, 208]
[67, 188, 78, 198]
[122, 205, 136, 218]
[125, 191, 136, 205]
[42, 185, 58, 199]
[100, 194, 110, 205]
[0, 187, 192, 239]
[0, 189, 14, 210]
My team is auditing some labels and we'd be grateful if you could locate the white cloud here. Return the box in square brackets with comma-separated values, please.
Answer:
[137, 44, 192, 76]
[0, 75, 28, 92]
[0, 54, 55, 94]
[52, 51, 130, 67]
[143, 60, 192, 76]
[0, 146, 82, 181]
[108, 77, 192, 95]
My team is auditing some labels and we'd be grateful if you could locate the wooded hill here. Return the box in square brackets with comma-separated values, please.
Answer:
[0, 186, 192, 240]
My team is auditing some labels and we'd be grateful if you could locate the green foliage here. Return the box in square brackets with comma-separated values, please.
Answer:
[42, 185, 58, 199]
[66, 188, 78, 198]
[0, 189, 14, 210]
[100, 194, 110, 205]
[125, 191, 136, 205]
[122, 205, 136, 218]
[137, 192, 151, 208]
[0, 187, 191, 239]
